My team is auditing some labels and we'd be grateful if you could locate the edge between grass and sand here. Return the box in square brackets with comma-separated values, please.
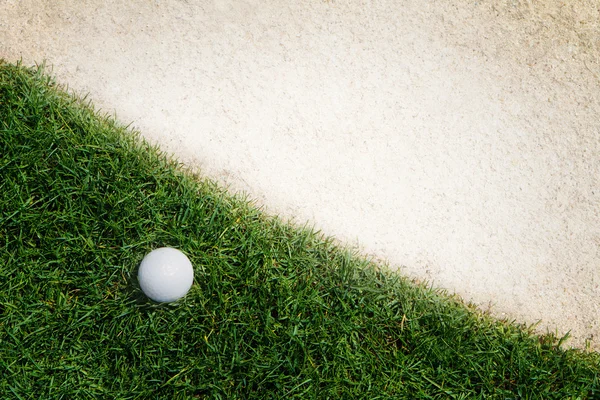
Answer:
[1, 61, 598, 398]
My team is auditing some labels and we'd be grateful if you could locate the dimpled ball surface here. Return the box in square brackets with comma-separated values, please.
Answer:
[138, 247, 194, 303]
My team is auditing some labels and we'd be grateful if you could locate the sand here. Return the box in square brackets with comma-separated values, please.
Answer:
[1, 0, 599, 349]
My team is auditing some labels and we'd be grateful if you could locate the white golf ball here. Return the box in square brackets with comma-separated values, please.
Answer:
[138, 247, 194, 303]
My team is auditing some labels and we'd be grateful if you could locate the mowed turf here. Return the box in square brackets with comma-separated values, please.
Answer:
[1, 61, 598, 399]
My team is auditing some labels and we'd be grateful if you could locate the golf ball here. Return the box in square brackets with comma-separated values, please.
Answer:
[138, 247, 194, 303]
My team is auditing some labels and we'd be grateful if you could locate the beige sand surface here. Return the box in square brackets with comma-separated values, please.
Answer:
[1, 0, 599, 349]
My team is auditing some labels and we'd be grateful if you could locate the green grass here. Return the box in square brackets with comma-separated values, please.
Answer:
[0, 61, 598, 399]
